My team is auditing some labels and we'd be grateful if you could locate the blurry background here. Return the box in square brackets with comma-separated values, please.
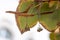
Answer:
[0, 0, 50, 40]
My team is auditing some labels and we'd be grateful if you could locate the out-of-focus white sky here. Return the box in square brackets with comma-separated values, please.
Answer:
[0, 0, 51, 40]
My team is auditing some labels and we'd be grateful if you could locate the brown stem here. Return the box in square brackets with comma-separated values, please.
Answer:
[34, 0, 50, 2]
[40, 11, 54, 15]
[6, 11, 53, 16]
[6, 11, 34, 17]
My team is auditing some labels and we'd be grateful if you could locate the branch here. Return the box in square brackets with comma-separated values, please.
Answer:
[34, 0, 50, 2]
[6, 11, 34, 17]
[34, 0, 60, 2]
[6, 11, 54, 16]
[40, 11, 54, 15]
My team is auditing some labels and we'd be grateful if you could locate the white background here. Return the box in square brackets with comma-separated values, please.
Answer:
[0, 0, 50, 40]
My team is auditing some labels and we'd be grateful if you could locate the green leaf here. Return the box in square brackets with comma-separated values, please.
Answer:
[17, 15, 38, 33]
[17, 6, 39, 33]
[39, 2, 57, 13]
[39, 8, 60, 31]
[17, 2, 39, 33]
[40, 2, 51, 13]
[16, 1, 59, 33]
[50, 33, 60, 40]
[17, 1, 33, 12]
[55, 33, 60, 40]
[28, 2, 38, 14]
[50, 32, 56, 40]
[50, 1, 57, 11]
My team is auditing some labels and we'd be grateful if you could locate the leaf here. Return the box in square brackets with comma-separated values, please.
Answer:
[17, 15, 38, 33]
[50, 32, 60, 40]
[39, 2, 51, 13]
[16, 1, 60, 33]
[16, 1, 58, 33]
[39, 8, 60, 31]
[28, 2, 39, 14]
[55, 33, 60, 40]
[38, 1, 58, 31]
[50, 32, 56, 40]
[17, 1, 33, 12]
[16, 2, 39, 33]
[39, 2, 57, 13]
